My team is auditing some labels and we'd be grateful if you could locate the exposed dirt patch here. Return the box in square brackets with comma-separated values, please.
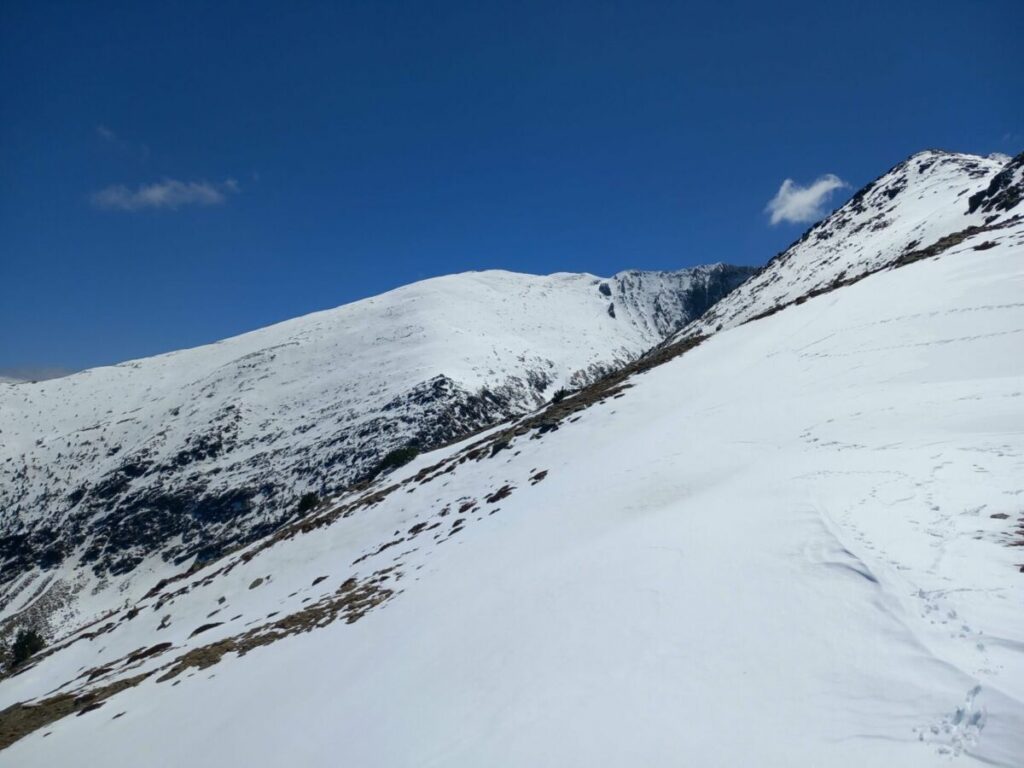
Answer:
[75, 700, 105, 716]
[125, 642, 174, 665]
[485, 485, 514, 504]
[1009, 511, 1024, 550]
[352, 538, 405, 566]
[0, 672, 149, 750]
[0, 573, 394, 751]
[189, 622, 223, 639]
[157, 573, 394, 683]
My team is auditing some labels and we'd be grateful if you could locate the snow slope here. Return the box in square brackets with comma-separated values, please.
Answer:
[685, 150, 1009, 336]
[0, 264, 752, 631]
[1, 161, 1022, 766]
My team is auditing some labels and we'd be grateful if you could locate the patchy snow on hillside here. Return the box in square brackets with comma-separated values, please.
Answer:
[0, 264, 751, 630]
[2, 212, 1021, 766]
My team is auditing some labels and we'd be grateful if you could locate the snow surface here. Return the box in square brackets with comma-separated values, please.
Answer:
[0, 264, 746, 629]
[3, 205, 1022, 766]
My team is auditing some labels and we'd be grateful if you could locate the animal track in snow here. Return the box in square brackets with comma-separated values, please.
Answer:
[913, 685, 987, 758]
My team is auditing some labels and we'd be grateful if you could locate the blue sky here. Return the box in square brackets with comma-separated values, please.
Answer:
[1, 0, 1021, 373]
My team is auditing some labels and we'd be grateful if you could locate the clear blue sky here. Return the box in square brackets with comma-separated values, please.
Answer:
[1, 0, 1021, 373]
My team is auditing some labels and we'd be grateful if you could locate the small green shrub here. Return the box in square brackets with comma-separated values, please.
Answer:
[296, 492, 319, 514]
[11, 628, 45, 667]
[551, 387, 570, 404]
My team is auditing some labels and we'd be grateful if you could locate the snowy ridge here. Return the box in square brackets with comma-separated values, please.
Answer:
[1, 186, 1022, 766]
[0, 263, 752, 629]
[683, 150, 1016, 336]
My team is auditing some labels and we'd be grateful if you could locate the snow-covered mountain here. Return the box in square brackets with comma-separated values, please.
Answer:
[683, 150, 1014, 337]
[1, 149, 1022, 766]
[0, 263, 753, 628]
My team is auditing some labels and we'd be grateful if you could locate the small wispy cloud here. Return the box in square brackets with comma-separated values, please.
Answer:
[765, 173, 848, 225]
[91, 178, 239, 211]
[94, 124, 151, 161]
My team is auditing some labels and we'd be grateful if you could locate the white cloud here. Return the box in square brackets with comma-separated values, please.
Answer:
[95, 124, 151, 161]
[765, 173, 848, 225]
[91, 178, 239, 211]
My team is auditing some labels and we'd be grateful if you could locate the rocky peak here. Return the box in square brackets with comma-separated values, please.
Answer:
[968, 150, 1024, 215]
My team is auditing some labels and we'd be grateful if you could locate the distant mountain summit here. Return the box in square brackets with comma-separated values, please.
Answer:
[682, 149, 1020, 338]
[0, 262, 752, 624]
